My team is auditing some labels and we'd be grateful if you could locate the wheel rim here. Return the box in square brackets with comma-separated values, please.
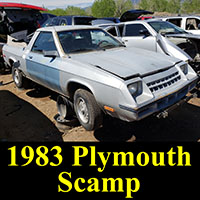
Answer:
[77, 97, 89, 124]
[14, 69, 20, 85]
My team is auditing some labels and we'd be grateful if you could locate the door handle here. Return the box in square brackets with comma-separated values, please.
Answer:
[29, 56, 33, 59]
[124, 40, 128, 42]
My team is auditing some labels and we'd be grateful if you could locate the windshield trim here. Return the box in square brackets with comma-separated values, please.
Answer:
[148, 21, 187, 35]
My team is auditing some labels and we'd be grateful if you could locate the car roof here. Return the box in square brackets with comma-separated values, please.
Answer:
[38, 25, 101, 32]
[118, 18, 161, 25]
[162, 15, 200, 19]
[54, 15, 95, 18]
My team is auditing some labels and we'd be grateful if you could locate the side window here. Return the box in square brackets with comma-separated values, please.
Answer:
[52, 18, 60, 26]
[32, 32, 57, 53]
[107, 27, 117, 36]
[60, 19, 67, 26]
[125, 24, 150, 37]
[186, 18, 200, 30]
[167, 18, 182, 27]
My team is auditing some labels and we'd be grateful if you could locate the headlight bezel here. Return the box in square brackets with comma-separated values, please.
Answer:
[128, 81, 143, 97]
[180, 64, 188, 75]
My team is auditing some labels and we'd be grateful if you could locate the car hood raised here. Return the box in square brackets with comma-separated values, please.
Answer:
[0, 2, 47, 11]
[70, 47, 180, 79]
[120, 9, 154, 22]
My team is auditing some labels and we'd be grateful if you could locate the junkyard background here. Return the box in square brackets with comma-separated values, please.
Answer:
[1, 0, 200, 142]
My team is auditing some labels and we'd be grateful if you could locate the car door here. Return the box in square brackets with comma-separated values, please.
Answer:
[26, 31, 61, 92]
[122, 23, 157, 52]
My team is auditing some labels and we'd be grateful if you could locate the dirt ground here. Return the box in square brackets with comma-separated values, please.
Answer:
[1, 72, 200, 142]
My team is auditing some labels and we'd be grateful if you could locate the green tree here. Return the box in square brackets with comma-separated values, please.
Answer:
[166, 0, 181, 14]
[150, 0, 168, 12]
[181, 0, 200, 13]
[139, 0, 150, 10]
[115, 0, 133, 17]
[45, 6, 87, 16]
[91, 0, 116, 18]
[139, 0, 168, 12]
[47, 8, 66, 16]
[65, 6, 87, 16]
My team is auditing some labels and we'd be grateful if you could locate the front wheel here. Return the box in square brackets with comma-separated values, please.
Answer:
[12, 67, 28, 88]
[73, 89, 103, 131]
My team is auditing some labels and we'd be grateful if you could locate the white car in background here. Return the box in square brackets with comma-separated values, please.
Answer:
[97, 19, 200, 75]
[160, 16, 200, 35]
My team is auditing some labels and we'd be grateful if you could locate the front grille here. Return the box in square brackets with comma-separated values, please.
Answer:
[147, 71, 181, 93]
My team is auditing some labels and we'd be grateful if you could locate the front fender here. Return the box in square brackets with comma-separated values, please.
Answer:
[65, 78, 96, 99]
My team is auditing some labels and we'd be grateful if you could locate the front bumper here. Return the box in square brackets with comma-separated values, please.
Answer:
[119, 79, 197, 122]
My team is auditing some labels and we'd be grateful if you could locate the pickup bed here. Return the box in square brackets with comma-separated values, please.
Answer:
[3, 26, 198, 131]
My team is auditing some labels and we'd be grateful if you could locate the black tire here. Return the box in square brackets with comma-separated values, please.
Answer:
[74, 89, 103, 131]
[57, 95, 74, 119]
[12, 66, 28, 88]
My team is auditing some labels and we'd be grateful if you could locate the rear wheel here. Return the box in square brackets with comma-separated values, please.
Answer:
[74, 89, 103, 131]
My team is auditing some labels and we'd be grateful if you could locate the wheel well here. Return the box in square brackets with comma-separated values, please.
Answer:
[67, 82, 92, 101]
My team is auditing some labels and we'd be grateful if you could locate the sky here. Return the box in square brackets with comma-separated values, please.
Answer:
[1, 0, 95, 9]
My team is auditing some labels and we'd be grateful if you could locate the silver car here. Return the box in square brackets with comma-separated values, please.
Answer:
[2, 26, 198, 131]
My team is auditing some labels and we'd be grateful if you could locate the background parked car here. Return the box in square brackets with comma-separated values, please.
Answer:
[0, 3, 46, 42]
[160, 16, 200, 35]
[0, 2, 46, 72]
[45, 10, 154, 27]
[97, 19, 200, 75]
[38, 13, 56, 27]
[43, 15, 97, 27]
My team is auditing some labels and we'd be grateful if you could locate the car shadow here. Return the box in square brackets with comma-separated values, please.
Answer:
[94, 102, 200, 142]
[26, 84, 58, 101]
[0, 90, 63, 141]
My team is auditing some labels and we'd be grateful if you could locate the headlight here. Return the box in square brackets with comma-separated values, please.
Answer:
[180, 64, 188, 75]
[128, 81, 142, 97]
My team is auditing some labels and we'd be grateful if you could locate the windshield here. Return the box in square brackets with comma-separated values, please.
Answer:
[148, 21, 187, 35]
[57, 29, 124, 54]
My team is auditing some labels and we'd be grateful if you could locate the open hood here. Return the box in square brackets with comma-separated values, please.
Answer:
[120, 9, 154, 22]
[0, 3, 47, 11]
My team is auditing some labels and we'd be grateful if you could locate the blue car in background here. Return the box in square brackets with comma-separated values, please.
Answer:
[39, 13, 56, 27]
[42, 10, 154, 27]
[43, 15, 97, 27]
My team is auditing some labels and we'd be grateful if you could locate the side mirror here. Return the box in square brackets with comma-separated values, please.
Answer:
[139, 29, 150, 36]
[43, 50, 59, 57]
